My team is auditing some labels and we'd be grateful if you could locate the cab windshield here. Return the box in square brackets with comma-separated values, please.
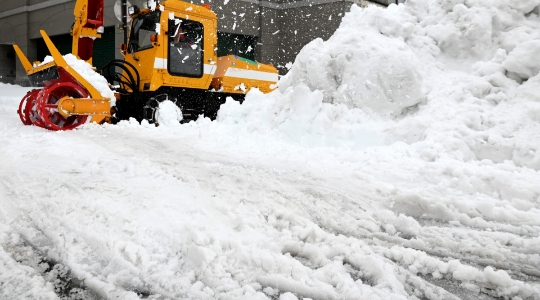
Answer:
[129, 11, 161, 52]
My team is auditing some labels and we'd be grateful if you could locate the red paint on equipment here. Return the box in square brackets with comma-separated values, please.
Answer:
[17, 67, 90, 131]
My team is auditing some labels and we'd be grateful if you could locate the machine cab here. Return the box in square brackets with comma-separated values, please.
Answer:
[125, 1, 218, 92]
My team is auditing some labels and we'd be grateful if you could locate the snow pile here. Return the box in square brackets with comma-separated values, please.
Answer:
[503, 40, 540, 81]
[64, 54, 116, 104]
[425, 0, 540, 61]
[209, 1, 540, 297]
[279, 7, 426, 116]
[218, 0, 540, 168]
[217, 87, 385, 148]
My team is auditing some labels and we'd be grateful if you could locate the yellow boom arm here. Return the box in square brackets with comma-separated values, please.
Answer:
[70, 0, 105, 64]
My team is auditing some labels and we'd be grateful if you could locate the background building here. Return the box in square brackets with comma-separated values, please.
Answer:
[0, 0, 398, 85]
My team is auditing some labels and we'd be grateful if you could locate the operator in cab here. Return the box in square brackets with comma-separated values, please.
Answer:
[169, 22, 202, 76]
[173, 24, 193, 46]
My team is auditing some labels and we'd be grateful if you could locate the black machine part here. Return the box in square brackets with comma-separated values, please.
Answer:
[122, 0, 128, 46]
[101, 59, 140, 94]
[143, 94, 181, 125]
[113, 87, 244, 125]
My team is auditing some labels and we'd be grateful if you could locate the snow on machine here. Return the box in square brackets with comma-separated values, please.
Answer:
[14, 0, 279, 130]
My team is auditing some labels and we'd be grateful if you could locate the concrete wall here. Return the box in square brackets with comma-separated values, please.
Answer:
[202, 0, 354, 73]
[0, 45, 16, 84]
[276, 1, 351, 72]
[0, 0, 122, 85]
[0, 19, 17, 84]
[0, 3, 29, 85]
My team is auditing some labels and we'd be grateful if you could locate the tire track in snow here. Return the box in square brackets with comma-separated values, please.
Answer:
[199, 162, 539, 299]
[121, 143, 499, 299]
[0, 169, 160, 299]
[84, 128, 454, 299]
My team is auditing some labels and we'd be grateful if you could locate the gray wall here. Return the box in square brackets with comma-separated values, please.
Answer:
[0, 1, 31, 85]
[0, 45, 16, 83]
[274, 1, 352, 72]
[0, 0, 123, 85]
[189, 0, 355, 73]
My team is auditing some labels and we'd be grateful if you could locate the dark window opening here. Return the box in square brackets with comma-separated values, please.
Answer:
[217, 32, 257, 61]
[369, 0, 406, 6]
[0, 45, 16, 83]
[93, 26, 115, 71]
[36, 34, 72, 62]
[34, 26, 114, 72]
[129, 11, 161, 52]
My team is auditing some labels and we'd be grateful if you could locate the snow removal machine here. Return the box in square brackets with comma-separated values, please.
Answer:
[14, 0, 279, 130]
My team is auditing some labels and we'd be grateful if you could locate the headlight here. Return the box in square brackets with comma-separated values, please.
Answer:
[128, 5, 140, 15]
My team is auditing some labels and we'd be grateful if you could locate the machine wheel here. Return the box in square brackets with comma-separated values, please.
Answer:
[143, 94, 183, 125]
[35, 82, 89, 131]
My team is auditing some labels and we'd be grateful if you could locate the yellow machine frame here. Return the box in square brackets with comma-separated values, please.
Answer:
[123, 1, 278, 94]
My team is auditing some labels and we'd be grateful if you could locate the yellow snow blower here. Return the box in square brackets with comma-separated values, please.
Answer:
[14, 0, 278, 130]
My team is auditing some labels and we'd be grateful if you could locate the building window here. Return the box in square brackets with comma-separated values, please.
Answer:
[34, 26, 115, 71]
[217, 32, 257, 61]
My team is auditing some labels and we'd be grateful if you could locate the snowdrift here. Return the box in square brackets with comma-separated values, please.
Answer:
[218, 0, 540, 170]
[210, 3, 540, 296]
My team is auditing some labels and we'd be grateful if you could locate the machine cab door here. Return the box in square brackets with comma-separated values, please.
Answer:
[129, 11, 161, 53]
[125, 10, 162, 90]
[167, 18, 204, 78]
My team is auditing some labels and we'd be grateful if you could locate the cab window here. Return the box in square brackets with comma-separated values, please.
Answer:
[168, 18, 204, 77]
[129, 11, 161, 52]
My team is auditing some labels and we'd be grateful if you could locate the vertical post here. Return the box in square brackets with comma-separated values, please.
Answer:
[257, 0, 263, 62]
[122, 0, 128, 45]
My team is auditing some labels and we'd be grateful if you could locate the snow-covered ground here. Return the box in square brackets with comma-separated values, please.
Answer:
[1, 0, 540, 299]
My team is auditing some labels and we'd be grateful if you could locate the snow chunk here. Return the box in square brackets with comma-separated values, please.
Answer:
[507, 0, 540, 13]
[279, 6, 425, 116]
[279, 292, 299, 300]
[503, 40, 540, 81]
[156, 100, 183, 126]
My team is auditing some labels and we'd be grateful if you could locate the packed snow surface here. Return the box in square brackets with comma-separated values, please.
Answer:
[1, 0, 540, 299]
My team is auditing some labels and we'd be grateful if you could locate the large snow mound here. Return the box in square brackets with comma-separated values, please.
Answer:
[279, 23, 426, 116]
[218, 0, 540, 170]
